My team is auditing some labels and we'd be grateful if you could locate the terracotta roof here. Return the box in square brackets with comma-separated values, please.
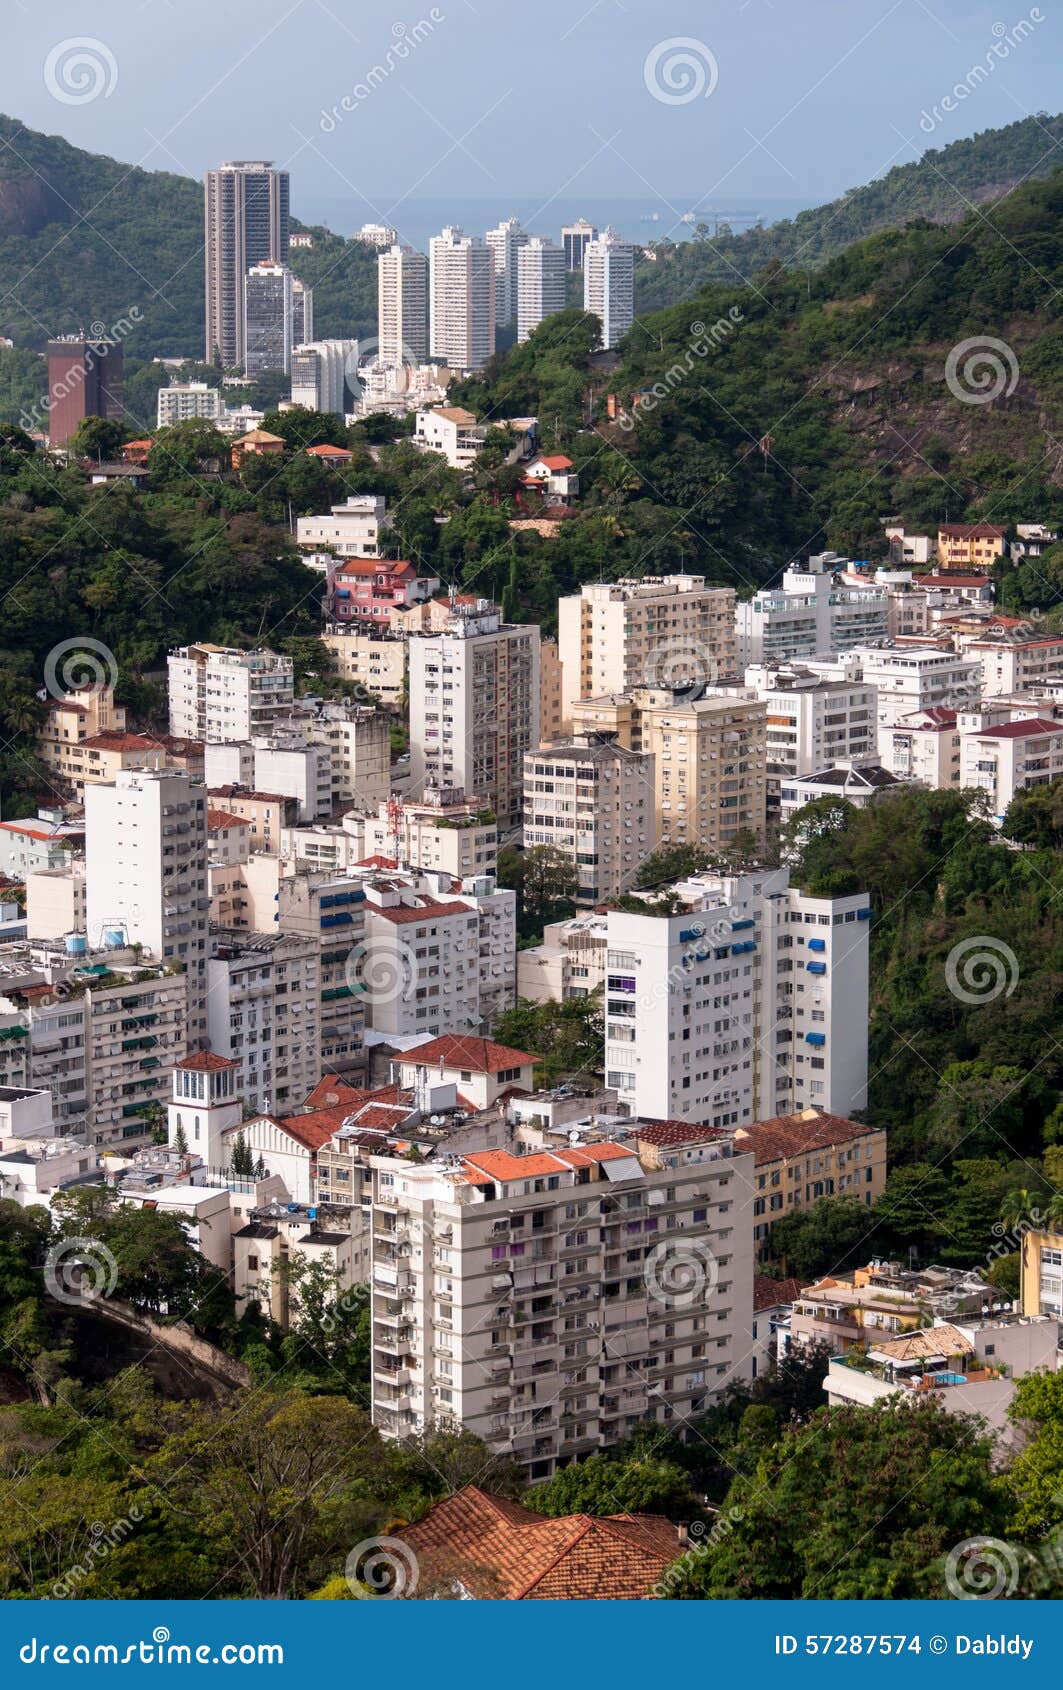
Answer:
[734, 1107, 875, 1166]
[0, 823, 65, 842]
[302, 1076, 368, 1111]
[870, 1324, 974, 1363]
[369, 898, 473, 926]
[177, 1051, 239, 1072]
[50, 700, 89, 715]
[913, 574, 988, 588]
[967, 717, 1060, 739]
[207, 809, 248, 830]
[82, 732, 165, 753]
[402, 1034, 537, 1074]
[336, 558, 416, 579]
[463, 1142, 633, 1185]
[356, 854, 398, 869]
[532, 455, 574, 471]
[428, 406, 478, 426]
[306, 443, 352, 459]
[397, 1486, 680, 1600]
[208, 786, 292, 805]
[233, 428, 285, 445]
[636, 1118, 729, 1148]
[754, 1274, 802, 1312]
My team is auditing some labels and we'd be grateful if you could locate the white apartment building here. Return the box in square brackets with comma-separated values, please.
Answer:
[604, 869, 870, 1128]
[558, 576, 737, 727]
[273, 870, 368, 1083]
[485, 217, 529, 326]
[854, 647, 983, 753]
[367, 1124, 755, 1475]
[204, 739, 333, 822]
[583, 227, 634, 349]
[414, 405, 487, 469]
[516, 911, 609, 1004]
[736, 554, 889, 666]
[156, 382, 224, 428]
[296, 494, 391, 559]
[408, 602, 541, 831]
[968, 634, 1063, 697]
[960, 716, 1063, 823]
[779, 761, 904, 824]
[168, 644, 295, 742]
[523, 736, 655, 906]
[377, 244, 428, 365]
[84, 768, 209, 1045]
[357, 873, 516, 1038]
[517, 238, 567, 342]
[290, 339, 358, 415]
[743, 664, 877, 790]
[207, 930, 321, 1116]
[292, 277, 313, 346]
[350, 789, 498, 878]
[883, 707, 961, 789]
[429, 227, 495, 370]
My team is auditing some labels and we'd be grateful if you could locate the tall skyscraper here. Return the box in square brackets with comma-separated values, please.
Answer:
[45, 337, 124, 446]
[485, 216, 529, 326]
[583, 226, 634, 349]
[428, 227, 495, 371]
[517, 237, 567, 342]
[290, 340, 358, 415]
[244, 262, 294, 377]
[204, 161, 290, 368]
[562, 217, 597, 271]
[377, 243, 428, 366]
[292, 277, 314, 346]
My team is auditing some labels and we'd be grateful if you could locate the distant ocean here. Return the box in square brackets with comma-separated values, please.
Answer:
[293, 193, 809, 252]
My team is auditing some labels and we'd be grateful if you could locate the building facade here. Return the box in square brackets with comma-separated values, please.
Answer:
[204, 161, 290, 368]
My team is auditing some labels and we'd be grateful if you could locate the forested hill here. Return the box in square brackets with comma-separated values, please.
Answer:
[0, 115, 377, 357]
[1, 110, 1061, 358]
[636, 111, 1063, 310]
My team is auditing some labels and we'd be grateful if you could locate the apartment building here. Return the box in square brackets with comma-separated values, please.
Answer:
[350, 789, 498, 879]
[603, 868, 870, 1127]
[414, 406, 487, 468]
[155, 381, 222, 427]
[779, 761, 904, 823]
[883, 707, 961, 788]
[367, 1121, 755, 1475]
[408, 602, 541, 831]
[428, 228, 495, 370]
[168, 645, 295, 742]
[272, 870, 368, 1083]
[320, 627, 406, 707]
[641, 691, 766, 851]
[25, 863, 86, 943]
[558, 577, 737, 729]
[517, 237, 566, 341]
[204, 162, 289, 368]
[854, 647, 983, 753]
[969, 632, 1063, 697]
[736, 554, 889, 666]
[936, 523, 1007, 573]
[540, 639, 564, 746]
[791, 1262, 998, 1355]
[37, 685, 127, 787]
[960, 715, 1063, 822]
[562, 219, 597, 270]
[296, 494, 393, 560]
[289, 340, 358, 415]
[292, 278, 313, 347]
[743, 664, 877, 794]
[583, 228, 634, 349]
[206, 787, 298, 852]
[205, 740, 333, 823]
[732, 1107, 887, 1262]
[84, 768, 209, 1046]
[244, 261, 293, 377]
[43, 731, 202, 802]
[516, 911, 609, 1004]
[207, 930, 321, 1116]
[523, 735, 656, 906]
[377, 244, 428, 365]
[0, 816, 82, 881]
[357, 874, 516, 1038]
[1020, 1227, 1063, 1321]
[270, 701, 391, 811]
[485, 217, 529, 326]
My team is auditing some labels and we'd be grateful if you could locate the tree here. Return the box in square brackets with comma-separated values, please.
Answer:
[492, 993, 603, 1088]
[498, 844, 578, 937]
[635, 843, 712, 889]
[767, 1196, 876, 1282]
[529, 1453, 697, 1520]
[669, 1400, 1006, 1598]
[230, 1131, 254, 1178]
[69, 415, 127, 461]
[172, 1121, 188, 1156]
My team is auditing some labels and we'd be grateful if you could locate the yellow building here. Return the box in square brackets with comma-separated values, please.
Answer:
[539, 638, 564, 746]
[37, 686, 127, 787]
[1020, 1227, 1063, 1320]
[936, 524, 1006, 573]
[733, 1107, 887, 1264]
[320, 628, 406, 708]
[640, 689, 766, 850]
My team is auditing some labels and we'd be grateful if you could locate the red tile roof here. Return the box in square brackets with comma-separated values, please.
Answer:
[968, 717, 1061, 739]
[463, 1142, 633, 1185]
[82, 732, 165, 753]
[754, 1274, 802, 1312]
[177, 1051, 239, 1072]
[207, 808, 248, 831]
[734, 1107, 876, 1166]
[636, 1118, 729, 1148]
[913, 574, 988, 588]
[397, 1486, 680, 1600]
[402, 1034, 537, 1074]
[356, 854, 398, 869]
[306, 443, 352, 459]
[368, 898, 472, 925]
[532, 455, 574, 471]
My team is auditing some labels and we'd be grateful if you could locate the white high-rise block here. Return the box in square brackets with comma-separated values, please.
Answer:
[583, 227, 634, 349]
[429, 227, 495, 370]
[517, 238, 567, 341]
[485, 217, 529, 326]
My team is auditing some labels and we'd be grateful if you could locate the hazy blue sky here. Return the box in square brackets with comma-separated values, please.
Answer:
[5, 0, 1061, 225]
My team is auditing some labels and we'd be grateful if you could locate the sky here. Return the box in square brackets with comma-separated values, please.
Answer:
[4, 0, 1061, 232]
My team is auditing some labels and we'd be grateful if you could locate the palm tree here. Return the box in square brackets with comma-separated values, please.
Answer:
[1000, 1189, 1033, 1232]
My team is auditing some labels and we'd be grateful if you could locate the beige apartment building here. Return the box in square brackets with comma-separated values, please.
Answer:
[368, 1119, 755, 1477]
[731, 1107, 887, 1263]
[642, 691, 766, 850]
[540, 638, 564, 745]
[1020, 1227, 1063, 1321]
[523, 735, 656, 905]
[37, 686, 127, 786]
[321, 627, 407, 708]
[557, 577, 737, 729]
